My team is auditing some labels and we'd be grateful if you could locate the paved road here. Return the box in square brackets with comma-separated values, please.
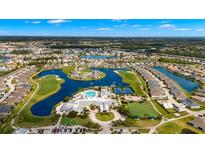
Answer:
[130, 67, 163, 116]
[56, 114, 63, 126]
[130, 66, 205, 133]
[138, 66, 205, 133]
[89, 109, 125, 134]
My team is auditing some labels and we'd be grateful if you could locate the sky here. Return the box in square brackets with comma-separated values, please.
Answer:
[1, 19, 205, 37]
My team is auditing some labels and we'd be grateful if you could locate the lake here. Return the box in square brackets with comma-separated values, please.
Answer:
[31, 68, 128, 116]
[153, 66, 199, 93]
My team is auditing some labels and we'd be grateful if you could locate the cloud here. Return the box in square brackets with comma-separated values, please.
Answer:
[112, 19, 127, 22]
[159, 24, 192, 31]
[0, 31, 9, 34]
[48, 19, 70, 24]
[159, 24, 176, 30]
[131, 24, 140, 27]
[96, 28, 113, 31]
[160, 20, 172, 23]
[25, 20, 41, 24]
[31, 21, 41, 24]
[196, 28, 205, 32]
[139, 28, 150, 31]
[81, 26, 87, 29]
[174, 28, 192, 31]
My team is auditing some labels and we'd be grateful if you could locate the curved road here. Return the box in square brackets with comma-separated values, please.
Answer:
[11, 75, 40, 129]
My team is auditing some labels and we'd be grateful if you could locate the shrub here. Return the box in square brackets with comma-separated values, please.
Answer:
[67, 111, 78, 118]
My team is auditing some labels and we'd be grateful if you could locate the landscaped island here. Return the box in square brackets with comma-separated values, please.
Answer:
[62, 65, 106, 81]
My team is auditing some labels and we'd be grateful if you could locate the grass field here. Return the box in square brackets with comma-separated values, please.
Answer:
[138, 128, 150, 133]
[118, 117, 160, 127]
[152, 101, 178, 119]
[157, 116, 204, 134]
[14, 75, 64, 128]
[95, 112, 114, 121]
[135, 71, 149, 94]
[118, 70, 145, 96]
[128, 102, 159, 118]
[60, 116, 101, 129]
[62, 65, 75, 76]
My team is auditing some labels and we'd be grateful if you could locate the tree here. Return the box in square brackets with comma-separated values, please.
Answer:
[68, 111, 78, 118]
[63, 96, 70, 102]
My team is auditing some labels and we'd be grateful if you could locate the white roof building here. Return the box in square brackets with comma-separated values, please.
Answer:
[100, 103, 109, 112]
[163, 102, 173, 109]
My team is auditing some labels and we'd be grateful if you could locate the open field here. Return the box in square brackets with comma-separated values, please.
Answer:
[128, 102, 159, 118]
[60, 116, 101, 129]
[95, 112, 114, 121]
[118, 70, 145, 96]
[14, 75, 64, 128]
[156, 116, 205, 134]
[62, 65, 75, 76]
[117, 117, 160, 127]
[135, 71, 149, 94]
[152, 101, 179, 119]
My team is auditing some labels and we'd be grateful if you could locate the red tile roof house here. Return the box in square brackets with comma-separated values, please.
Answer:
[188, 117, 205, 132]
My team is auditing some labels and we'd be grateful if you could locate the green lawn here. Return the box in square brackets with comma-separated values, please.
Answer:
[138, 128, 150, 134]
[61, 116, 101, 129]
[36, 75, 64, 97]
[135, 71, 149, 94]
[118, 70, 145, 96]
[95, 112, 114, 121]
[14, 75, 64, 128]
[62, 65, 105, 81]
[118, 117, 160, 127]
[157, 116, 204, 134]
[128, 102, 159, 118]
[62, 65, 75, 76]
[152, 101, 178, 119]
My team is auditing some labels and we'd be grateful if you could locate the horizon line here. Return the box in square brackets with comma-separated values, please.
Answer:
[1, 35, 205, 38]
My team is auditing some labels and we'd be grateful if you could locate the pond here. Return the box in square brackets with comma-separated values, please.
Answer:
[31, 68, 128, 116]
[153, 66, 199, 93]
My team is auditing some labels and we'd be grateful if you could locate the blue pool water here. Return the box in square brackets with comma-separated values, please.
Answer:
[114, 87, 133, 94]
[0, 57, 9, 63]
[80, 55, 115, 59]
[31, 68, 129, 116]
[85, 90, 97, 98]
[153, 66, 200, 93]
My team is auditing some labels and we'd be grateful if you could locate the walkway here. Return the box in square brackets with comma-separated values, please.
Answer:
[89, 109, 125, 134]
[11, 73, 40, 130]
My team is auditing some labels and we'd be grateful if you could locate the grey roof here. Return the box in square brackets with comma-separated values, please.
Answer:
[189, 117, 205, 130]
[0, 105, 13, 113]
[181, 98, 200, 108]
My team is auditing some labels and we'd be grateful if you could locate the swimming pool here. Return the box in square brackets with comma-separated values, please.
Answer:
[84, 90, 97, 98]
